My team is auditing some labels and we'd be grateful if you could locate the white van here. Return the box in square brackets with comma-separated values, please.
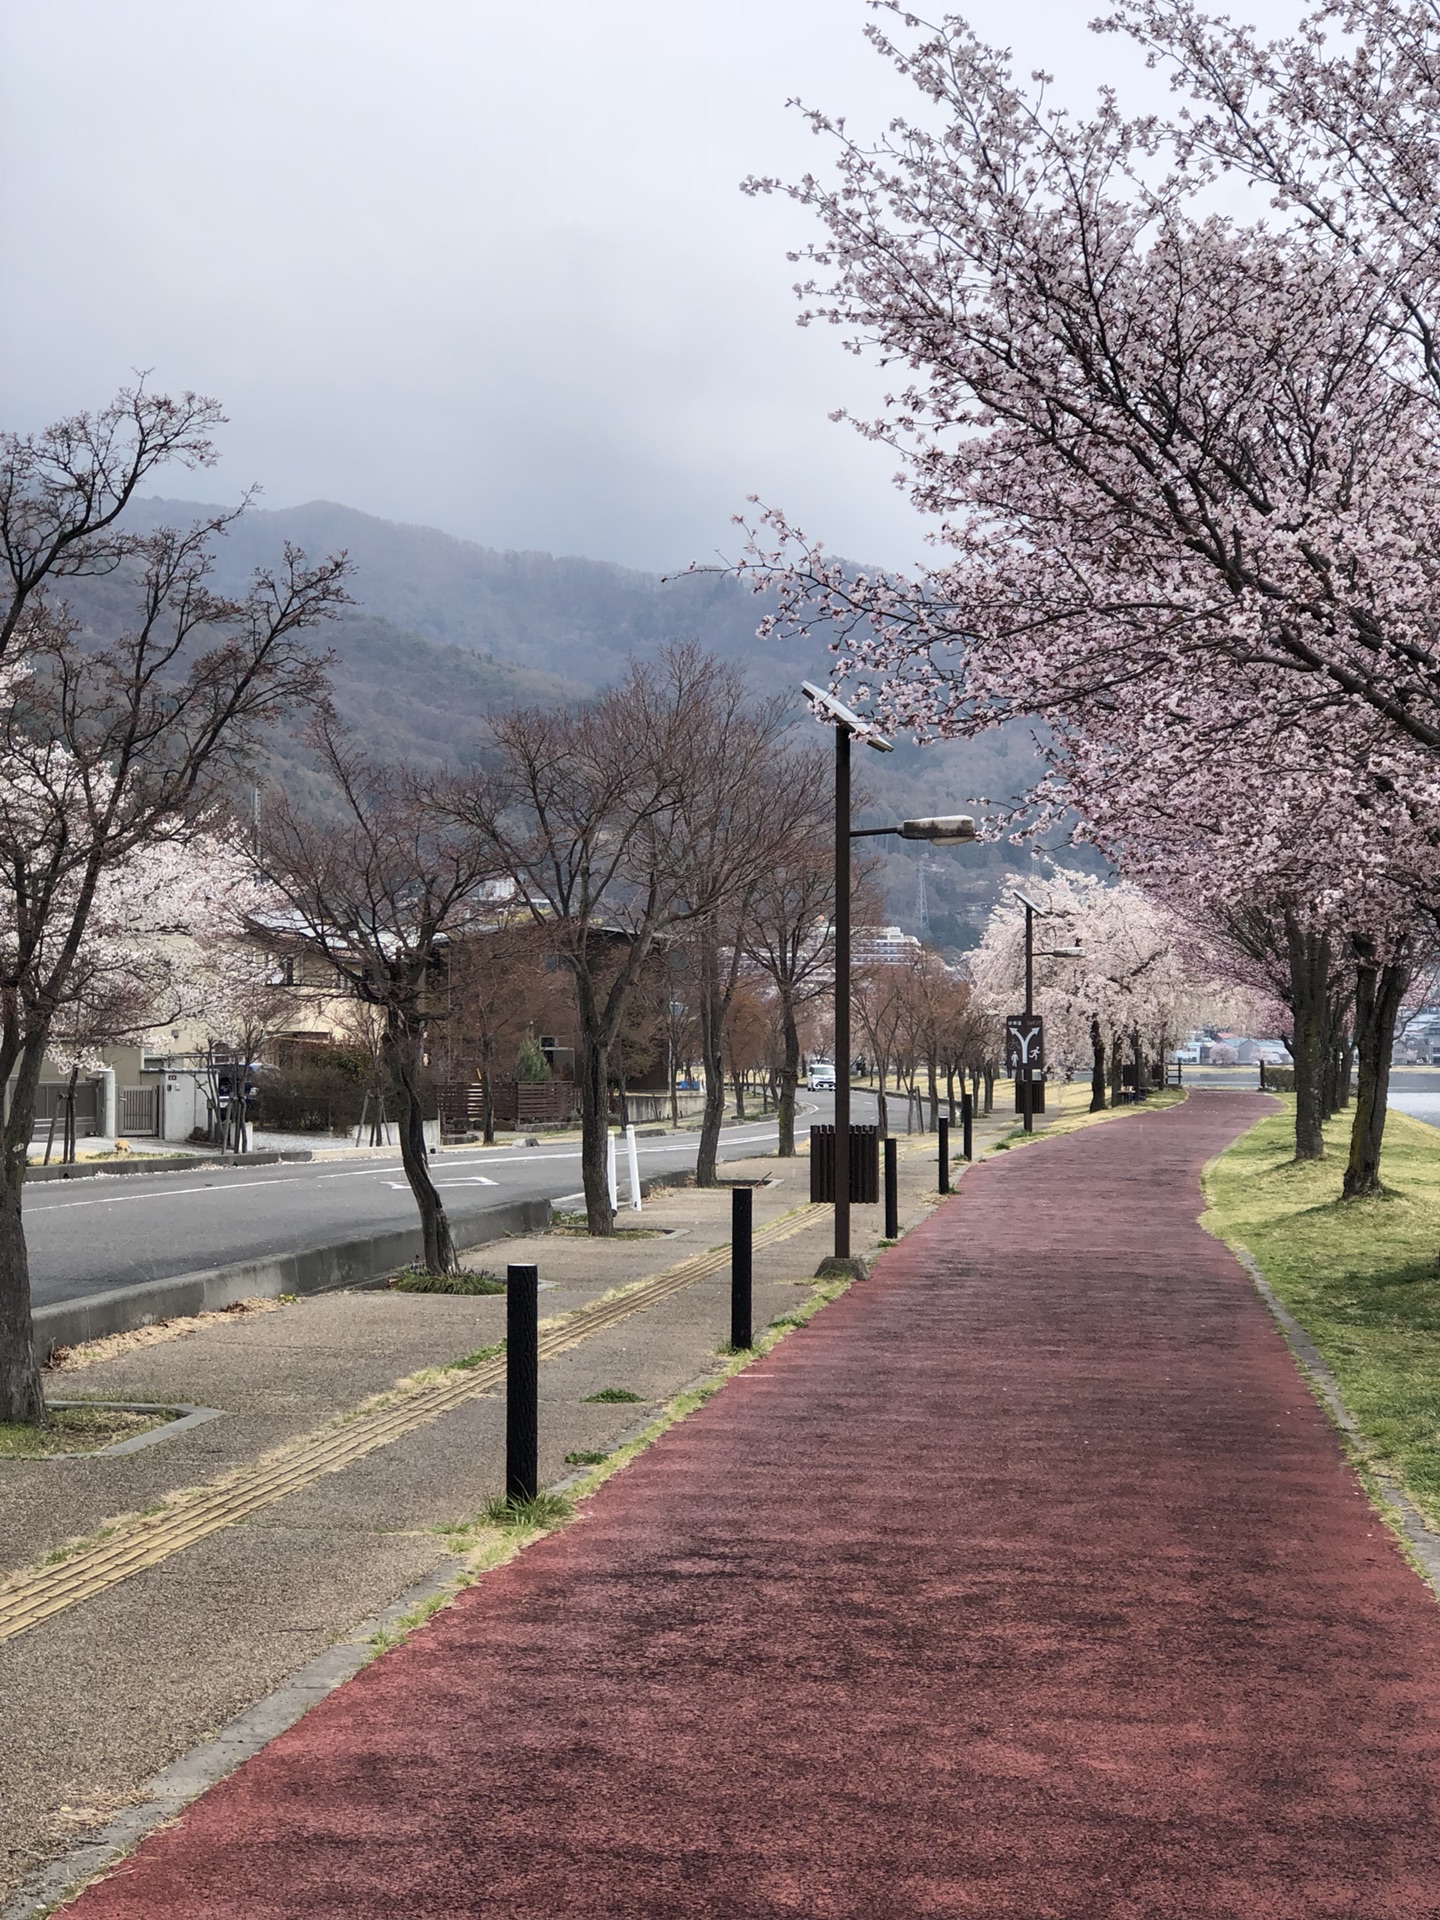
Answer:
[808, 1061, 837, 1091]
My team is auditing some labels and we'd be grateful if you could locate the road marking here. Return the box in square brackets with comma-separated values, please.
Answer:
[386, 1177, 498, 1190]
[26, 1174, 313, 1214]
[316, 1166, 405, 1180]
[0, 1203, 827, 1646]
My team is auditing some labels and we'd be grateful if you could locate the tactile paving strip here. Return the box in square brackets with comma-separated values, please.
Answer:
[0, 1203, 826, 1646]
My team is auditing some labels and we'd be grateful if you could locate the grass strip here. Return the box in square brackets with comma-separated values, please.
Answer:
[1202, 1097, 1440, 1532]
[0, 1405, 173, 1460]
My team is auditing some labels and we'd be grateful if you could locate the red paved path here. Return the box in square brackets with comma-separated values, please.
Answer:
[66, 1094, 1440, 1917]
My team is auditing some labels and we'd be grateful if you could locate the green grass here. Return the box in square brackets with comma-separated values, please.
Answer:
[481, 1490, 574, 1529]
[1203, 1098, 1440, 1530]
[583, 1386, 643, 1404]
[564, 1449, 610, 1467]
[446, 1342, 505, 1372]
[0, 1404, 172, 1459]
[392, 1267, 507, 1294]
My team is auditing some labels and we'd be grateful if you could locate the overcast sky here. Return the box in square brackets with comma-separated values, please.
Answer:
[0, 1, 1301, 574]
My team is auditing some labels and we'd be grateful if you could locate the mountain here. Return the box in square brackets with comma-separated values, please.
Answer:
[100, 497, 1071, 944]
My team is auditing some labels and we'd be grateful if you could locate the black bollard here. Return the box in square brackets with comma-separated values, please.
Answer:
[938, 1116, 950, 1193]
[884, 1136, 899, 1240]
[506, 1263, 539, 1505]
[730, 1184, 753, 1350]
[961, 1091, 974, 1162]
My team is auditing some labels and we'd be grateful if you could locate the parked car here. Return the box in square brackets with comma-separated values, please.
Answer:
[808, 1061, 837, 1091]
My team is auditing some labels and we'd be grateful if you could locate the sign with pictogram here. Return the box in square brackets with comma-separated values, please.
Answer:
[1005, 1014, 1044, 1073]
[1006, 1013, 1046, 1115]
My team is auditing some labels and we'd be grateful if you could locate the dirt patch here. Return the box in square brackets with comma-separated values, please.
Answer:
[45, 1298, 288, 1374]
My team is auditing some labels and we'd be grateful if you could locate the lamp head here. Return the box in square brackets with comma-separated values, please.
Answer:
[899, 815, 977, 845]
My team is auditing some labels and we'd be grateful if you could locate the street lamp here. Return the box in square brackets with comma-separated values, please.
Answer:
[1009, 886, 1082, 1133]
[803, 680, 977, 1270]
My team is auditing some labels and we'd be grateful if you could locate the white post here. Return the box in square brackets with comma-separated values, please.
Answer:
[606, 1128, 619, 1215]
[625, 1123, 642, 1211]
[99, 1067, 117, 1141]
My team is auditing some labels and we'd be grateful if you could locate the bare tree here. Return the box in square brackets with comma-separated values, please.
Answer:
[451, 652, 705, 1234]
[668, 684, 798, 1187]
[740, 774, 834, 1156]
[441, 920, 567, 1143]
[0, 389, 344, 1426]
[256, 724, 498, 1274]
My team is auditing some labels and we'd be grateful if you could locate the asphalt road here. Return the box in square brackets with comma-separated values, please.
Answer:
[27, 1095, 875, 1311]
[1175, 1062, 1440, 1131]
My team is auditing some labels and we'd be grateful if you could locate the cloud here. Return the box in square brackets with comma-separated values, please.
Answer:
[0, 0, 1304, 570]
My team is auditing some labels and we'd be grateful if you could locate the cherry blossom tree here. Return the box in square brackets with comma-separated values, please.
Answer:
[738, 5, 1440, 1197]
[971, 874, 1203, 1108]
[0, 388, 344, 1424]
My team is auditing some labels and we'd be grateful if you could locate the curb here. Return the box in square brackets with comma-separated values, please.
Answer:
[32, 1196, 552, 1361]
[24, 1149, 314, 1184]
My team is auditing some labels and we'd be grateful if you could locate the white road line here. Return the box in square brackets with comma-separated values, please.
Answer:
[386, 1177, 497, 1189]
[27, 1174, 311, 1213]
[316, 1165, 405, 1179]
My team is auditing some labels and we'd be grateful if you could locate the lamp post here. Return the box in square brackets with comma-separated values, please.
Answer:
[1009, 886, 1081, 1132]
[803, 681, 977, 1268]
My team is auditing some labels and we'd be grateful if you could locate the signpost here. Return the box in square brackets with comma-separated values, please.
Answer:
[1006, 1012, 1046, 1125]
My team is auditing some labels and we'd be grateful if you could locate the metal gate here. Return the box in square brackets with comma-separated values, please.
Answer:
[32, 1080, 100, 1137]
[120, 1087, 159, 1136]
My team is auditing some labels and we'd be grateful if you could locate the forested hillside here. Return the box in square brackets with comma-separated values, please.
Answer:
[107, 496, 1073, 946]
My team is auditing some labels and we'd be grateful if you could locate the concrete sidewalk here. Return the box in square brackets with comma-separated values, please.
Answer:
[41, 1090, 1440, 1918]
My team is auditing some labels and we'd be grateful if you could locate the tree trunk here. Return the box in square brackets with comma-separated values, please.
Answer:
[927, 1054, 940, 1130]
[982, 1066, 994, 1115]
[383, 1016, 456, 1274]
[695, 941, 725, 1188]
[946, 1065, 956, 1123]
[577, 1024, 613, 1236]
[732, 1070, 746, 1120]
[1344, 956, 1408, 1200]
[1287, 917, 1331, 1162]
[0, 1027, 52, 1424]
[777, 1000, 800, 1157]
[1109, 1034, 1124, 1108]
[1090, 1017, 1107, 1112]
[480, 1051, 496, 1145]
[1131, 1026, 1145, 1098]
